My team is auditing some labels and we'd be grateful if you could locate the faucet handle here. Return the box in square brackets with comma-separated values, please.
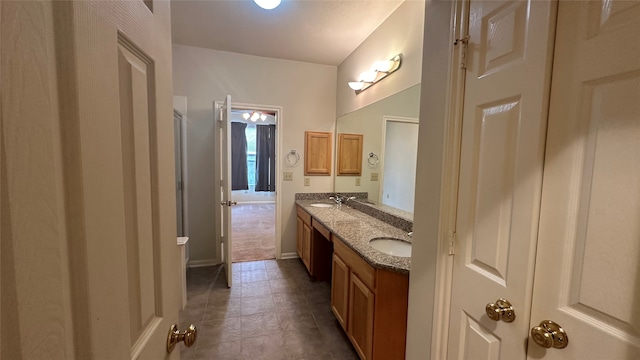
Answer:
[408, 232, 413, 238]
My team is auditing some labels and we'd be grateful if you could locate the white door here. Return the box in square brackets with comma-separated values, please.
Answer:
[2, 1, 182, 359]
[528, 1, 640, 358]
[447, 0, 557, 358]
[214, 95, 234, 287]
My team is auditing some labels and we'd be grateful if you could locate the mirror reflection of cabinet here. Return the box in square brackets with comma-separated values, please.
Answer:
[304, 131, 332, 176]
[336, 133, 363, 176]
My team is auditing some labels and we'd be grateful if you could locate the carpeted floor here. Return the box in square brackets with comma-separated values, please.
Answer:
[231, 203, 276, 262]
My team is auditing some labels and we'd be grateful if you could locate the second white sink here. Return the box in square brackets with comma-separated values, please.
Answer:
[369, 238, 412, 257]
[310, 203, 334, 208]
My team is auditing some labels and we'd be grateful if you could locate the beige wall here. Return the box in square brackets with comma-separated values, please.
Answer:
[172, 44, 337, 263]
[336, 1, 425, 117]
[406, 0, 455, 357]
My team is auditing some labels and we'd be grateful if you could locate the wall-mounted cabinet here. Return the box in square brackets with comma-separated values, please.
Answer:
[336, 133, 363, 176]
[304, 131, 332, 176]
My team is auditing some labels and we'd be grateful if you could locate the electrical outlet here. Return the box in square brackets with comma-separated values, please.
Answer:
[283, 172, 293, 181]
[371, 173, 379, 181]
[355, 178, 361, 186]
[304, 177, 310, 186]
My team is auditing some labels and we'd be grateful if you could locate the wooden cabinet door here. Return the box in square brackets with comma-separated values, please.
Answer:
[349, 273, 375, 360]
[337, 133, 363, 176]
[296, 217, 303, 259]
[302, 223, 312, 272]
[331, 254, 350, 331]
[304, 131, 332, 175]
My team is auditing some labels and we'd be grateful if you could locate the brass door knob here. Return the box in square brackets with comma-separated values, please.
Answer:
[220, 200, 237, 206]
[166, 323, 197, 353]
[486, 298, 515, 322]
[530, 320, 568, 349]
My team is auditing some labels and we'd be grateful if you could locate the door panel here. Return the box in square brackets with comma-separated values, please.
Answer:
[215, 95, 233, 287]
[2, 1, 180, 358]
[528, 2, 640, 358]
[117, 40, 161, 347]
[447, 1, 556, 359]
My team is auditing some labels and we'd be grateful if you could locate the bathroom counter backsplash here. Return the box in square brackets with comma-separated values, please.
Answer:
[296, 199, 411, 274]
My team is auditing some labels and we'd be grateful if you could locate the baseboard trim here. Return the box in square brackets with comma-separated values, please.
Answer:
[188, 259, 219, 268]
[280, 252, 299, 260]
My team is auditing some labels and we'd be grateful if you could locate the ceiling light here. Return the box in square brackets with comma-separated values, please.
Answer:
[348, 54, 402, 95]
[250, 112, 260, 122]
[260, 114, 267, 121]
[254, 0, 281, 10]
[242, 112, 250, 120]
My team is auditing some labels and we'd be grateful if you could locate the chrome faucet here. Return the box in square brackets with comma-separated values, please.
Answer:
[329, 195, 343, 205]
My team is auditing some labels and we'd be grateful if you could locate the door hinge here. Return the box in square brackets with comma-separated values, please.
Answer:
[454, 35, 470, 69]
[218, 106, 224, 122]
[448, 231, 456, 255]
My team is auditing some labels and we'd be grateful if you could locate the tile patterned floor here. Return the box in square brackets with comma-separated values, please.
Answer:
[179, 259, 360, 360]
[232, 204, 276, 262]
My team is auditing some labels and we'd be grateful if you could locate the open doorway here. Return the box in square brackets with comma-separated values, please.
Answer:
[229, 107, 278, 262]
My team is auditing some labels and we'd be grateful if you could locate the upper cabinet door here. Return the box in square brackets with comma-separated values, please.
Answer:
[336, 133, 363, 176]
[304, 131, 332, 175]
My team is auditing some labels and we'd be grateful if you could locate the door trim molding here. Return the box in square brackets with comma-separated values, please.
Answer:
[430, 0, 468, 359]
[214, 101, 284, 262]
[378, 115, 419, 205]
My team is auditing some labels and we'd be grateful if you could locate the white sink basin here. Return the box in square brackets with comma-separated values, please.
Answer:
[310, 203, 334, 208]
[369, 238, 412, 257]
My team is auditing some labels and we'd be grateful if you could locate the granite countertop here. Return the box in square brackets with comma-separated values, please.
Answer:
[296, 200, 411, 274]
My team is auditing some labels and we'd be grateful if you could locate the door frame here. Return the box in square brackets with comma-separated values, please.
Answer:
[214, 101, 284, 263]
[427, 0, 471, 358]
[378, 116, 419, 208]
[174, 109, 189, 237]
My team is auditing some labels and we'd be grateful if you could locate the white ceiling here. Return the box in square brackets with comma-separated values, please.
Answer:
[170, 0, 404, 66]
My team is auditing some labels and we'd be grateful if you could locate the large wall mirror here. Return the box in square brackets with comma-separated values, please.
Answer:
[334, 84, 420, 219]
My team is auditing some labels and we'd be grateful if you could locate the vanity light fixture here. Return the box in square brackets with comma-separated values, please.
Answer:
[348, 54, 402, 94]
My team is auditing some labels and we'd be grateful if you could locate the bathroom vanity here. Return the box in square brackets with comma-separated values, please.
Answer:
[295, 199, 411, 360]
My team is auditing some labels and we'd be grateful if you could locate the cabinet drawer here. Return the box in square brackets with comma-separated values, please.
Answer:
[333, 235, 375, 290]
[296, 205, 311, 226]
[312, 219, 331, 240]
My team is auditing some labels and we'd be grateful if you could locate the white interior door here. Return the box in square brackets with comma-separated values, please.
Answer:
[527, 1, 640, 358]
[215, 95, 234, 287]
[446, 1, 556, 359]
[2, 1, 181, 359]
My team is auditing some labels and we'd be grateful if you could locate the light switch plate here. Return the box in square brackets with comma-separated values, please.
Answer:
[355, 178, 361, 186]
[371, 173, 379, 181]
[283, 172, 293, 181]
[304, 177, 310, 186]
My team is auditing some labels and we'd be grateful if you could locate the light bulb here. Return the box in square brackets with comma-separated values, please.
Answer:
[242, 112, 250, 120]
[250, 112, 260, 122]
[260, 114, 267, 121]
[374, 60, 394, 72]
[348, 81, 365, 91]
[253, 0, 281, 10]
[360, 70, 377, 83]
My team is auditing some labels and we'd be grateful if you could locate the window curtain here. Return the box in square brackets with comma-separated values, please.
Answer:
[231, 122, 248, 190]
[255, 124, 276, 192]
